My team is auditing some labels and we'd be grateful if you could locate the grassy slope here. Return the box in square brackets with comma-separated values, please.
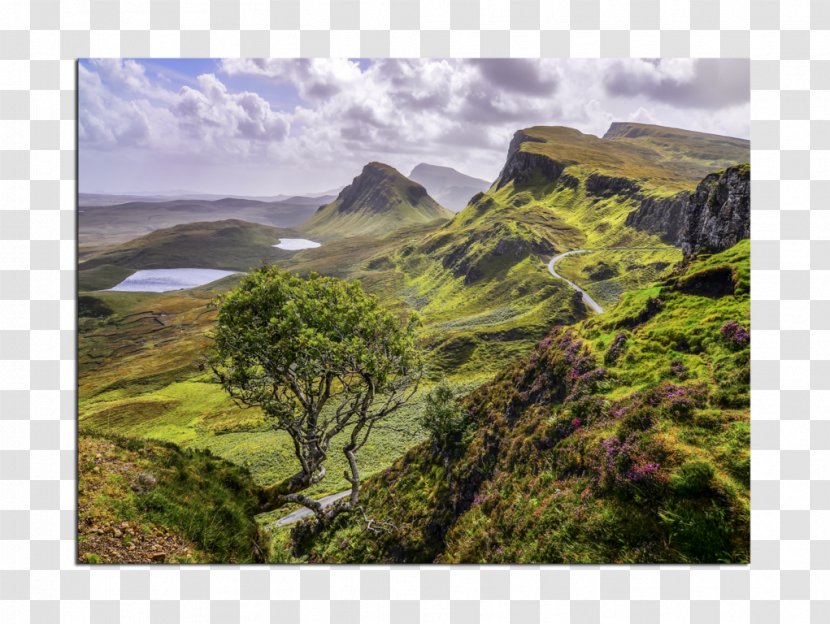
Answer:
[78, 433, 261, 564]
[554, 248, 683, 308]
[300, 240, 749, 564]
[384, 121, 748, 377]
[78, 222, 489, 509]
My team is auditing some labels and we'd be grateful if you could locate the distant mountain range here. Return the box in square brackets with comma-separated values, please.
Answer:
[79, 195, 336, 247]
[301, 162, 454, 238]
[79, 190, 341, 207]
[408, 163, 490, 212]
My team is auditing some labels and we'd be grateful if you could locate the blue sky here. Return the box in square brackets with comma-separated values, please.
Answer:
[78, 58, 749, 196]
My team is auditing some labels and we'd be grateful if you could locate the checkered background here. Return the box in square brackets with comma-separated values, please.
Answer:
[0, 0, 827, 622]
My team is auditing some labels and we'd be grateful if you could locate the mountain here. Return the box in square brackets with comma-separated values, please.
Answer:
[301, 240, 750, 564]
[79, 196, 333, 247]
[377, 123, 748, 376]
[300, 162, 453, 239]
[79, 192, 300, 206]
[408, 163, 490, 212]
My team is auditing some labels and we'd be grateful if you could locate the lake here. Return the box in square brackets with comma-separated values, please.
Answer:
[273, 238, 321, 250]
[108, 268, 238, 292]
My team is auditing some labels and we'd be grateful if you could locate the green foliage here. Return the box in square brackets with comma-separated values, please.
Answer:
[210, 266, 423, 503]
[670, 460, 716, 497]
[212, 267, 420, 404]
[420, 383, 468, 455]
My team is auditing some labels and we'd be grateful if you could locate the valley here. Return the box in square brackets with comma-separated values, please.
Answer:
[78, 122, 750, 563]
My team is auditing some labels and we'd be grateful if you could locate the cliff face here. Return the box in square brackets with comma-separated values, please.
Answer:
[625, 164, 749, 256]
[585, 173, 642, 198]
[495, 131, 565, 189]
[624, 192, 690, 244]
[680, 164, 750, 257]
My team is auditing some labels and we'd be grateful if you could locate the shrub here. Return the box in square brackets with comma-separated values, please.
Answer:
[719, 321, 749, 349]
[599, 435, 665, 494]
[420, 383, 468, 457]
[604, 332, 628, 365]
[669, 358, 688, 379]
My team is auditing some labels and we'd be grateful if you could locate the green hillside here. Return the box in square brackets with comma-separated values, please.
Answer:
[298, 240, 750, 564]
[78, 220, 296, 290]
[301, 162, 453, 239]
[78, 433, 262, 564]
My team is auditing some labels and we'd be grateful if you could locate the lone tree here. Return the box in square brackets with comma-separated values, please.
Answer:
[209, 266, 422, 527]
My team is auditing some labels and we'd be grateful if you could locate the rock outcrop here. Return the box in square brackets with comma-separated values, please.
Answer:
[625, 163, 749, 256]
[679, 164, 750, 257]
[624, 192, 690, 244]
[495, 131, 565, 189]
[585, 173, 641, 198]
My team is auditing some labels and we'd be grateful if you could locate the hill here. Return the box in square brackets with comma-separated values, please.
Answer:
[78, 433, 262, 564]
[297, 240, 750, 564]
[78, 219, 300, 290]
[79, 195, 334, 247]
[301, 162, 453, 239]
[408, 163, 490, 212]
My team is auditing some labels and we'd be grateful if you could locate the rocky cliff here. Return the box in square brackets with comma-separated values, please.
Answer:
[680, 164, 750, 257]
[494, 131, 565, 189]
[624, 192, 690, 244]
[626, 163, 749, 256]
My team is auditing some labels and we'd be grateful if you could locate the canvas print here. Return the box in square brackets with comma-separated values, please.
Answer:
[77, 58, 750, 564]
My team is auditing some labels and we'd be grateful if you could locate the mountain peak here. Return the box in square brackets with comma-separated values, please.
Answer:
[301, 162, 452, 238]
[408, 163, 490, 213]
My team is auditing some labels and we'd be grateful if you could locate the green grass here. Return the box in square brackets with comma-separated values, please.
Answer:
[298, 241, 750, 563]
[78, 433, 262, 563]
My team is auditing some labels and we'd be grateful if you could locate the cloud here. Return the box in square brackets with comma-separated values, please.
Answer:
[79, 59, 750, 194]
[602, 59, 749, 109]
[473, 59, 559, 96]
[79, 62, 290, 160]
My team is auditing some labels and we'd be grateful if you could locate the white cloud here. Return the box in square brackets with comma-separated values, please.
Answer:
[79, 59, 750, 195]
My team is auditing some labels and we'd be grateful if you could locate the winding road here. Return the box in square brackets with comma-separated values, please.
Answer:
[272, 490, 351, 527]
[548, 247, 677, 315]
[548, 250, 605, 314]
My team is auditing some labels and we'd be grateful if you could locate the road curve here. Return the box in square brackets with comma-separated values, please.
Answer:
[547, 250, 605, 314]
[272, 490, 351, 527]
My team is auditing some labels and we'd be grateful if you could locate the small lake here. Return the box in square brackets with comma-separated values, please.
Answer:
[108, 268, 238, 292]
[273, 238, 321, 250]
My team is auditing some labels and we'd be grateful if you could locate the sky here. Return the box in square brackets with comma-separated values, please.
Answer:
[78, 58, 749, 196]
